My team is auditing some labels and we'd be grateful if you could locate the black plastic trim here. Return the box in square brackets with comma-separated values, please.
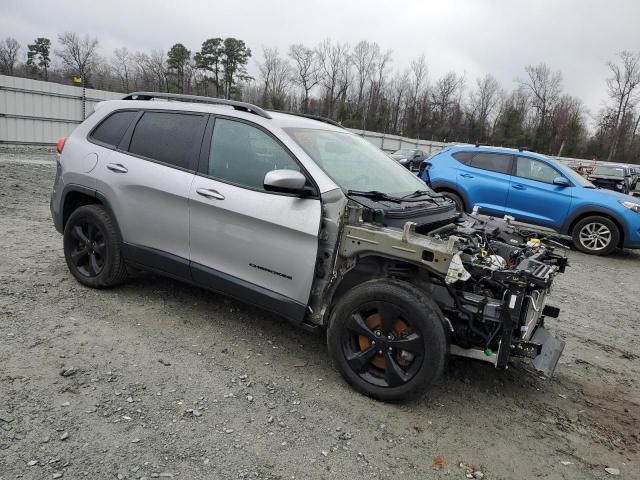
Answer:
[122, 243, 191, 280]
[191, 261, 307, 324]
[121, 243, 308, 325]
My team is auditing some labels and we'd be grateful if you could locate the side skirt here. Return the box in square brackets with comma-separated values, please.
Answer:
[122, 243, 311, 329]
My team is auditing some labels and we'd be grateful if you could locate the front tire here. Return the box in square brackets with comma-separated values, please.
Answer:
[327, 279, 447, 402]
[440, 191, 464, 212]
[572, 215, 619, 255]
[63, 204, 128, 288]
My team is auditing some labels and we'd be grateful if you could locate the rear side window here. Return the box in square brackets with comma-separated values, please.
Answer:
[470, 153, 513, 174]
[452, 151, 474, 164]
[90, 110, 138, 148]
[128, 112, 205, 170]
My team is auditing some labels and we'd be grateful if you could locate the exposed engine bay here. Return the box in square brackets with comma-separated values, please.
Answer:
[312, 189, 567, 377]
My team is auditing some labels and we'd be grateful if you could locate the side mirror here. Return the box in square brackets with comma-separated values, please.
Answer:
[264, 169, 308, 195]
[413, 153, 421, 159]
[553, 176, 571, 187]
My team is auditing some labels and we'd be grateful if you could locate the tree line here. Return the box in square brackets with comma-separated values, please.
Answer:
[1, 34, 639, 163]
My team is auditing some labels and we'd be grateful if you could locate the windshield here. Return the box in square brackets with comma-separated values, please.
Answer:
[285, 128, 427, 194]
[593, 165, 625, 177]
[393, 149, 414, 156]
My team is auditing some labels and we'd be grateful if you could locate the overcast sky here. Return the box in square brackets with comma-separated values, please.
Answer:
[3, 0, 639, 119]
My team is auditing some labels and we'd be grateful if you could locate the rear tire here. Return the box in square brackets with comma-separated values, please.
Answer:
[572, 215, 619, 256]
[63, 205, 128, 288]
[327, 279, 447, 402]
[440, 191, 464, 212]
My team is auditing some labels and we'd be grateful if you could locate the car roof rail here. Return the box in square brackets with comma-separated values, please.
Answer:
[518, 146, 532, 152]
[267, 110, 344, 129]
[122, 92, 272, 119]
[474, 142, 490, 147]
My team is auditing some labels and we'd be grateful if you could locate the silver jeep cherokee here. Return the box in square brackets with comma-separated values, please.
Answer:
[51, 92, 567, 401]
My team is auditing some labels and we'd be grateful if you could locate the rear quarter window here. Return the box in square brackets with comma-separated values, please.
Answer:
[451, 151, 474, 165]
[89, 110, 138, 148]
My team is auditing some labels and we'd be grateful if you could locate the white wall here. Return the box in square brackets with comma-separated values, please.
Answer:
[0, 75, 122, 145]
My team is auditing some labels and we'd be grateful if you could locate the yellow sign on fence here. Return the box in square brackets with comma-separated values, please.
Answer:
[73, 76, 82, 84]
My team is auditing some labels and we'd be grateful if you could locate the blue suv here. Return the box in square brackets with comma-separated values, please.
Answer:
[419, 145, 640, 255]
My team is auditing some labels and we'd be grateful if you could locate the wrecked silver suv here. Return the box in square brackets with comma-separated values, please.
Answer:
[51, 92, 567, 401]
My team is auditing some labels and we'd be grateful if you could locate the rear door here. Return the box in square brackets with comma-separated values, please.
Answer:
[505, 156, 573, 228]
[93, 109, 207, 278]
[456, 152, 514, 215]
[188, 116, 322, 318]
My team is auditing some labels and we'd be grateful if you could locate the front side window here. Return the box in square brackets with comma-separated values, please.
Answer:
[128, 111, 205, 170]
[90, 110, 138, 148]
[285, 128, 426, 194]
[515, 157, 561, 183]
[470, 153, 513, 175]
[208, 118, 300, 191]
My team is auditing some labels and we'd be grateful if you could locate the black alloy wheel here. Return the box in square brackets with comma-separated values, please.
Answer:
[342, 301, 424, 388]
[68, 221, 106, 277]
[328, 279, 447, 402]
[63, 204, 128, 288]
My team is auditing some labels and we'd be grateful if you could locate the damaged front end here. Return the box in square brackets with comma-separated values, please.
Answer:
[316, 191, 567, 377]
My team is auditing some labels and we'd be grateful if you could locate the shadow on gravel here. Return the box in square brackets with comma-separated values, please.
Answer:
[104, 272, 552, 407]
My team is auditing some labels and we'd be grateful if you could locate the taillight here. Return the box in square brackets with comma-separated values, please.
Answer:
[56, 137, 66, 154]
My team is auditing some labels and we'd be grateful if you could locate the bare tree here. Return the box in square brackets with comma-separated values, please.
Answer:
[56, 32, 100, 83]
[258, 47, 292, 109]
[605, 51, 640, 160]
[364, 48, 392, 130]
[390, 70, 410, 133]
[352, 41, 379, 119]
[0, 37, 21, 75]
[520, 63, 563, 142]
[469, 74, 501, 139]
[148, 49, 169, 92]
[111, 47, 132, 91]
[288, 44, 320, 112]
[316, 39, 350, 118]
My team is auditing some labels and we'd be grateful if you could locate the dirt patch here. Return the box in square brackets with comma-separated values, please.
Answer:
[1, 153, 638, 479]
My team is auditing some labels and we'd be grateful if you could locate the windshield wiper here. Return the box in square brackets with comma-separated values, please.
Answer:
[401, 189, 432, 199]
[346, 190, 404, 203]
[347, 189, 440, 204]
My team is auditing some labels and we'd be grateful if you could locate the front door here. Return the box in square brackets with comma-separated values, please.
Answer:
[188, 117, 322, 319]
[505, 156, 573, 229]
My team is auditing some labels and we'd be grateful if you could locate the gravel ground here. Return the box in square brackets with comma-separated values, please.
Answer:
[0, 150, 638, 480]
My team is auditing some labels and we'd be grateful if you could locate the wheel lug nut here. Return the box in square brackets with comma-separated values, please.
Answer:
[378, 350, 383, 355]
[371, 340, 376, 345]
